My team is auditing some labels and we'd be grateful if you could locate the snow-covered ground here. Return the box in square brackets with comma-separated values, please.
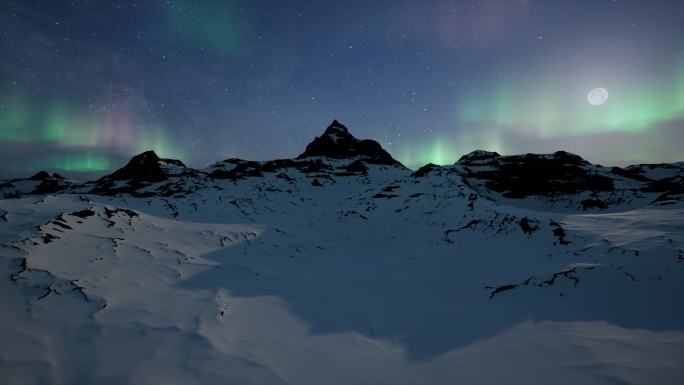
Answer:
[1, 179, 682, 384]
[1, 124, 683, 384]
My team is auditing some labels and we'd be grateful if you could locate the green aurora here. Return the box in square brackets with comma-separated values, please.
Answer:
[165, 0, 248, 56]
[0, 93, 185, 174]
[2, 0, 682, 180]
[395, 56, 684, 169]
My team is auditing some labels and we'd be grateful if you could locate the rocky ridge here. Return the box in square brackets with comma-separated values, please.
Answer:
[0, 120, 682, 212]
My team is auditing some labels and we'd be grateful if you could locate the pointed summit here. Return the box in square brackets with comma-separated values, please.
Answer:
[324, 119, 349, 135]
[106, 150, 185, 183]
[298, 120, 400, 165]
[28, 171, 66, 181]
[87, 150, 186, 196]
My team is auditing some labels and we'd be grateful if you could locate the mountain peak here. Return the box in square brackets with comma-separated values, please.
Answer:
[297, 120, 401, 166]
[456, 150, 501, 165]
[85, 150, 186, 196]
[107, 150, 168, 183]
[324, 119, 349, 135]
[28, 171, 66, 181]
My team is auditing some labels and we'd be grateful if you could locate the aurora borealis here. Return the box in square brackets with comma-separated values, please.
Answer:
[1, 1, 683, 180]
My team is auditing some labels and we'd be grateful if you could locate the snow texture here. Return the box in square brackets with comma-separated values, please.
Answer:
[1, 121, 683, 384]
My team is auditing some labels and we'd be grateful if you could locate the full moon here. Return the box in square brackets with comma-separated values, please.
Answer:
[588, 87, 608, 105]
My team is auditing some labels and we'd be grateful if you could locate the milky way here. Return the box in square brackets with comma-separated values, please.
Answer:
[1, 0, 682, 180]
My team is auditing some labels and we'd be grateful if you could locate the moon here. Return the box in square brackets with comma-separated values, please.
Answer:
[588, 88, 608, 105]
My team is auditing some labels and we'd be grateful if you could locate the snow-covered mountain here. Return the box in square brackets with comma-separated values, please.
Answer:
[1, 120, 683, 384]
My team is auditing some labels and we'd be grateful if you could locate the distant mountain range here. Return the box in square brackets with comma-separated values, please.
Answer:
[2, 120, 682, 212]
[1, 120, 683, 384]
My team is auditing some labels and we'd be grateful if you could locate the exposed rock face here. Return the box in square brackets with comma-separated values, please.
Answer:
[456, 151, 614, 199]
[456, 150, 501, 165]
[449, 150, 684, 210]
[26, 172, 73, 195]
[410, 164, 440, 178]
[297, 120, 400, 165]
[87, 151, 187, 196]
[106, 151, 185, 183]
[28, 171, 64, 181]
[0, 121, 682, 211]
[0, 171, 75, 199]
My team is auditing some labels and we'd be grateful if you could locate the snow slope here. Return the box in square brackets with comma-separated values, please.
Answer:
[1, 121, 683, 384]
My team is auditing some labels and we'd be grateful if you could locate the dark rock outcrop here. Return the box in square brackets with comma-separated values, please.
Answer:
[106, 151, 184, 183]
[88, 151, 186, 196]
[0, 121, 681, 210]
[297, 120, 401, 166]
[410, 163, 440, 178]
[456, 151, 614, 199]
[28, 172, 72, 195]
[456, 151, 501, 166]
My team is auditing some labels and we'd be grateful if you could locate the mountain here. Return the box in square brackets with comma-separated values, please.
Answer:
[2, 120, 681, 211]
[1, 121, 683, 384]
[0, 170, 77, 199]
[297, 119, 401, 165]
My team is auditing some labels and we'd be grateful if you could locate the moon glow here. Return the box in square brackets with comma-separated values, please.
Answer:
[588, 88, 609, 105]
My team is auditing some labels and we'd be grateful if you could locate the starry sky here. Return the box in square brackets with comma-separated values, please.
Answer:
[1, 0, 683, 180]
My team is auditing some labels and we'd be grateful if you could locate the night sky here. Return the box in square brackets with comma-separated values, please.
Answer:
[1, 0, 683, 181]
